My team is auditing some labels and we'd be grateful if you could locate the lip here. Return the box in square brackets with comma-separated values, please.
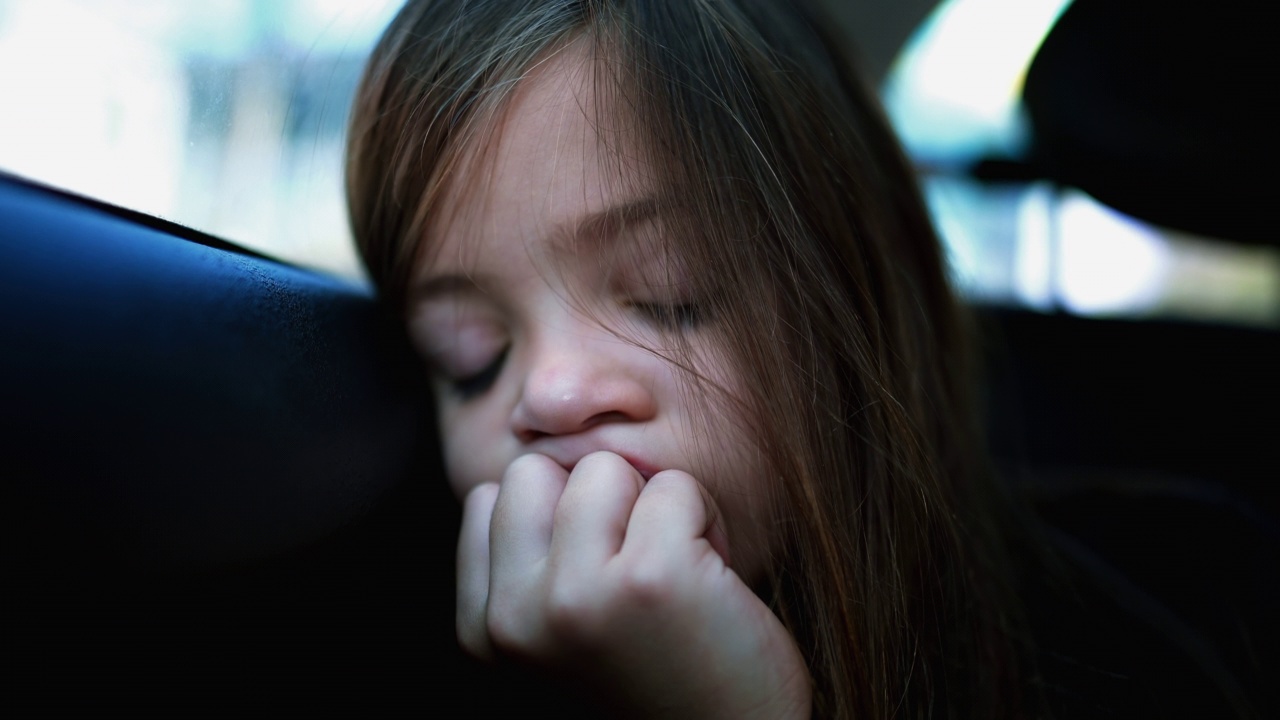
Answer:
[529, 430, 670, 481]
[615, 454, 660, 481]
[539, 444, 664, 482]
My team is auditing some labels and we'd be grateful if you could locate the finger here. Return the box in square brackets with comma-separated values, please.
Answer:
[548, 451, 646, 574]
[457, 482, 500, 660]
[622, 470, 732, 568]
[488, 453, 569, 584]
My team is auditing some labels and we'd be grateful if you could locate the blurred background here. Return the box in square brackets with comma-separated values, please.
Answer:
[0, 0, 1274, 326]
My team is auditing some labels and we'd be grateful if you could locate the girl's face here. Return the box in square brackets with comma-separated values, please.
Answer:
[405, 47, 777, 586]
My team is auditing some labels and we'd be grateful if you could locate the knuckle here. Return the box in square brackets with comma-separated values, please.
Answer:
[456, 597, 494, 660]
[574, 450, 629, 477]
[615, 560, 675, 610]
[456, 620, 489, 659]
[504, 452, 558, 483]
[463, 481, 499, 510]
[646, 469, 713, 511]
[648, 468, 697, 492]
[484, 597, 536, 657]
[543, 583, 600, 641]
[649, 467, 694, 483]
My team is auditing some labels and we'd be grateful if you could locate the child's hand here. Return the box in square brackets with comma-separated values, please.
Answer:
[456, 451, 812, 720]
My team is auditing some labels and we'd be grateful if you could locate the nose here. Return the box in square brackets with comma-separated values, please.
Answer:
[510, 329, 657, 443]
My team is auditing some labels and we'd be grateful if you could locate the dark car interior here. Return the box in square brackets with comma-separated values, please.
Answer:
[4, 0, 1275, 714]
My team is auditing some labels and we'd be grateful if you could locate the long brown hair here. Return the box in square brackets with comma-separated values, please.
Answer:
[346, 1, 1031, 716]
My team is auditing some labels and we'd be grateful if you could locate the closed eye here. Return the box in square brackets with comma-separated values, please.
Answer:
[630, 301, 702, 330]
[452, 347, 508, 400]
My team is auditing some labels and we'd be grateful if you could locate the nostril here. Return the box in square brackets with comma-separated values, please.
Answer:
[583, 410, 631, 428]
[512, 410, 630, 445]
[515, 427, 550, 444]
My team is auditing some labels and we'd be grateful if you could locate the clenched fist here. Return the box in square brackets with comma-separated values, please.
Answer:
[455, 451, 811, 719]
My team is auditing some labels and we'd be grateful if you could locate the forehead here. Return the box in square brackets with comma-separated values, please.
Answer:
[422, 41, 651, 276]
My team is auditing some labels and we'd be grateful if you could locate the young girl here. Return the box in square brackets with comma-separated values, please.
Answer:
[345, 0, 1031, 716]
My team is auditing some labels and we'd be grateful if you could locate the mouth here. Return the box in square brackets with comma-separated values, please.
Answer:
[559, 452, 660, 481]
[616, 454, 660, 481]
[540, 442, 667, 483]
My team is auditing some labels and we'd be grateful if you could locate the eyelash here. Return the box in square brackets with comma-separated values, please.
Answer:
[452, 347, 508, 400]
[444, 301, 697, 400]
[631, 301, 702, 330]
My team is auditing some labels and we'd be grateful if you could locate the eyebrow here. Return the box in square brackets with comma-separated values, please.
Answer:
[408, 194, 670, 301]
[560, 194, 666, 251]
[408, 273, 493, 303]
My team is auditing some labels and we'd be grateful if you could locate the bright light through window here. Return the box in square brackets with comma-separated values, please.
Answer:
[0, 0, 404, 280]
[883, 0, 1072, 167]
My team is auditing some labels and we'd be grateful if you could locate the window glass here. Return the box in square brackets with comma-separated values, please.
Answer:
[0, 0, 403, 280]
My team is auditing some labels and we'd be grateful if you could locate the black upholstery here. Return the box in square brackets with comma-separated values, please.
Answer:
[1, 173, 437, 570]
[2, 174, 466, 708]
[979, 307, 1279, 516]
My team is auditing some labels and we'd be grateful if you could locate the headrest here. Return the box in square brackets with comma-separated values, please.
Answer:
[1023, 0, 1269, 246]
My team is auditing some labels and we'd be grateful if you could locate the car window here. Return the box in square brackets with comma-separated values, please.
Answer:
[0, 0, 403, 281]
[2, 0, 1275, 325]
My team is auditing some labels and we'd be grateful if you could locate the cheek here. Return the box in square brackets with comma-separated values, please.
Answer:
[436, 399, 512, 501]
[682, 347, 778, 583]
[686, 344, 757, 454]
